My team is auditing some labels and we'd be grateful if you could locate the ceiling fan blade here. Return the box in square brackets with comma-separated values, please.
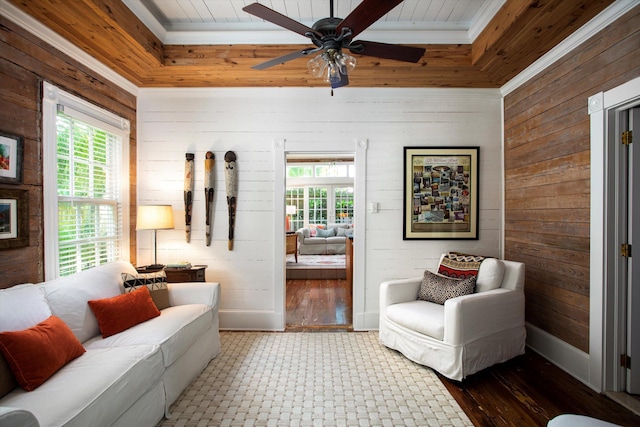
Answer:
[336, 0, 403, 39]
[351, 40, 425, 63]
[243, 3, 321, 38]
[251, 49, 311, 70]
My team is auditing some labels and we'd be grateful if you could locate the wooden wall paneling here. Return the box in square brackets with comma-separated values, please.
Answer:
[504, 4, 640, 353]
[0, 16, 137, 288]
[504, 5, 640, 130]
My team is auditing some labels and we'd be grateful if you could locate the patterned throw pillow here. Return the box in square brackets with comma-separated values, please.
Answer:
[437, 252, 485, 279]
[417, 270, 476, 305]
[121, 270, 170, 310]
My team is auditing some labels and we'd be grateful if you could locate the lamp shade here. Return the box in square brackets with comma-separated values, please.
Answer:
[136, 205, 175, 230]
[286, 205, 297, 215]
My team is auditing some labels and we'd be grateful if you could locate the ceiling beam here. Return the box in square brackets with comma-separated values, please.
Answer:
[472, 0, 614, 82]
[6, 0, 616, 89]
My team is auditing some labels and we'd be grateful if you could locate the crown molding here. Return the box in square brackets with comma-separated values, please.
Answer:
[0, 0, 138, 96]
[501, 0, 636, 97]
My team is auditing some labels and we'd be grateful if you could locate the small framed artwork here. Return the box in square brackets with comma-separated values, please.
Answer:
[0, 131, 24, 184]
[403, 146, 479, 240]
[0, 188, 29, 250]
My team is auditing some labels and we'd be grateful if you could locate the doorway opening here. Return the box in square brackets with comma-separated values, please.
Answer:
[284, 153, 354, 331]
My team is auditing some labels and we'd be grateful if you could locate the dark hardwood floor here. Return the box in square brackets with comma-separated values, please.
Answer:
[285, 278, 352, 331]
[440, 351, 640, 427]
[285, 277, 640, 426]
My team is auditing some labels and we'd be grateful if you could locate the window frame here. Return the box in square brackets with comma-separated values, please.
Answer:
[42, 82, 130, 279]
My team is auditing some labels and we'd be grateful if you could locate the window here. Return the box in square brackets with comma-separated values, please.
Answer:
[43, 83, 130, 279]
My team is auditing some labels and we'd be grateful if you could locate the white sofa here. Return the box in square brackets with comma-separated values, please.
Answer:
[0, 260, 221, 427]
[379, 255, 525, 381]
[295, 223, 353, 255]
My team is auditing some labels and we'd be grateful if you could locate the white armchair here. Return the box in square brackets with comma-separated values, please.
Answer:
[379, 256, 525, 381]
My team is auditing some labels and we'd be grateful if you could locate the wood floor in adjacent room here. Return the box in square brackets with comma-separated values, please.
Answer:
[285, 278, 352, 331]
[285, 277, 640, 426]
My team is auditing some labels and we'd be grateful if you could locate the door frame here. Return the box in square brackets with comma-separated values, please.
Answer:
[589, 76, 640, 392]
[273, 138, 368, 331]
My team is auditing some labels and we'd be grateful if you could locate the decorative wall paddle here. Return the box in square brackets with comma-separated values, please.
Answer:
[204, 151, 215, 246]
[224, 151, 237, 250]
[184, 152, 195, 243]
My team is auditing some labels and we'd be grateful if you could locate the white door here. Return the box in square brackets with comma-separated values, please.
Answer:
[626, 107, 640, 393]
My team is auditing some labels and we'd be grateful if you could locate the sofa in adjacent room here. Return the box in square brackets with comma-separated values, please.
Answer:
[0, 260, 221, 427]
[295, 223, 354, 255]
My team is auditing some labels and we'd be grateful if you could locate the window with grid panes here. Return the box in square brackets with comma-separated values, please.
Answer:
[285, 187, 304, 232]
[43, 83, 129, 279]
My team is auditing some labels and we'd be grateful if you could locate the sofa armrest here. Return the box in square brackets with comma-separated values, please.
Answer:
[0, 407, 40, 427]
[379, 277, 422, 313]
[167, 282, 220, 309]
[443, 288, 525, 345]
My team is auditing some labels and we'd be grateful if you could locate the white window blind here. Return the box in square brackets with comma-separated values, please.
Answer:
[56, 112, 122, 276]
[42, 82, 129, 279]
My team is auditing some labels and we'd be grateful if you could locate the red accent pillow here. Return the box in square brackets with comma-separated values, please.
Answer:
[88, 286, 161, 338]
[0, 316, 86, 391]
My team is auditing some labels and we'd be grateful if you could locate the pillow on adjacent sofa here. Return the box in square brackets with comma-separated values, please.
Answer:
[316, 228, 335, 238]
[88, 286, 161, 338]
[0, 316, 85, 391]
[121, 270, 170, 310]
[417, 270, 476, 305]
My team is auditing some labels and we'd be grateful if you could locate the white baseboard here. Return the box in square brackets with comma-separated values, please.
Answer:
[219, 309, 284, 331]
[526, 322, 595, 389]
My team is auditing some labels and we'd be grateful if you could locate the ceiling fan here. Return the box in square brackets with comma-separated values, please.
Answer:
[242, 0, 426, 89]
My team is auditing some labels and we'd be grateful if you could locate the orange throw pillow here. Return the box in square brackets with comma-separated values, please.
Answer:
[0, 316, 86, 391]
[88, 286, 161, 338]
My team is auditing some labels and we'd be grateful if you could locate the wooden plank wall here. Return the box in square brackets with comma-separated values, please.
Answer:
[0, 16, 137, 289]
[503, 5, 640, 353]
[137, 88, 503, 330]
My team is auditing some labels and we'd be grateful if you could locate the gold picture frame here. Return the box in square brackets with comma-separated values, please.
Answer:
[403, 146, 479, 240]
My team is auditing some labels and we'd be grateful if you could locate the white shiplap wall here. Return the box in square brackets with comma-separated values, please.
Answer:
[137, 87, 502, 330]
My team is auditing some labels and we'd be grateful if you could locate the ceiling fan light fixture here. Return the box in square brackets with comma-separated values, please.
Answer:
[307, 49, 356, 86]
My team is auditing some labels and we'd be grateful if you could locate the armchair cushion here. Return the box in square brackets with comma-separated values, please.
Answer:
[387, 301, 445, 340]
[475, 258, 506, 292]
[417, 270, 476, 304]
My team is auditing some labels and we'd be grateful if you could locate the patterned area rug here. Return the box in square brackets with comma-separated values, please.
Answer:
[157, 331, 472, 426]
[286, 254, 345, 268]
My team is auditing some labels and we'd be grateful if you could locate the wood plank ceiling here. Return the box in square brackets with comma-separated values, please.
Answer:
[8, 0, 615, 88]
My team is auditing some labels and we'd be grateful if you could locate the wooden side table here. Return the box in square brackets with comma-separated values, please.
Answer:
[164, 265, 207, 283]
[286, 233, 298, 263]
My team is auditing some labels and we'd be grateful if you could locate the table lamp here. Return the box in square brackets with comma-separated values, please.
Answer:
[286, 205, 297, 232]
[136, 205, 175, 269]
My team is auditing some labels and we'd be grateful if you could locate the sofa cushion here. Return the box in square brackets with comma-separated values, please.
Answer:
[0, 284, 51, 332]
[88, 286, 161, 338]
[42, 260, 137, 343]
[417, 270, 476, 305]
[0, 284, 51, 398]
[437, 252, 484, 279]
[0, 345, 163, 427]
[387, 300, 445, 340]
[303, 237, 327, 245]
[0, 316, 85, 391]
[84, 304, 213, 368]
[122, 270, 170, 310]
[476, 258, 506, 292]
